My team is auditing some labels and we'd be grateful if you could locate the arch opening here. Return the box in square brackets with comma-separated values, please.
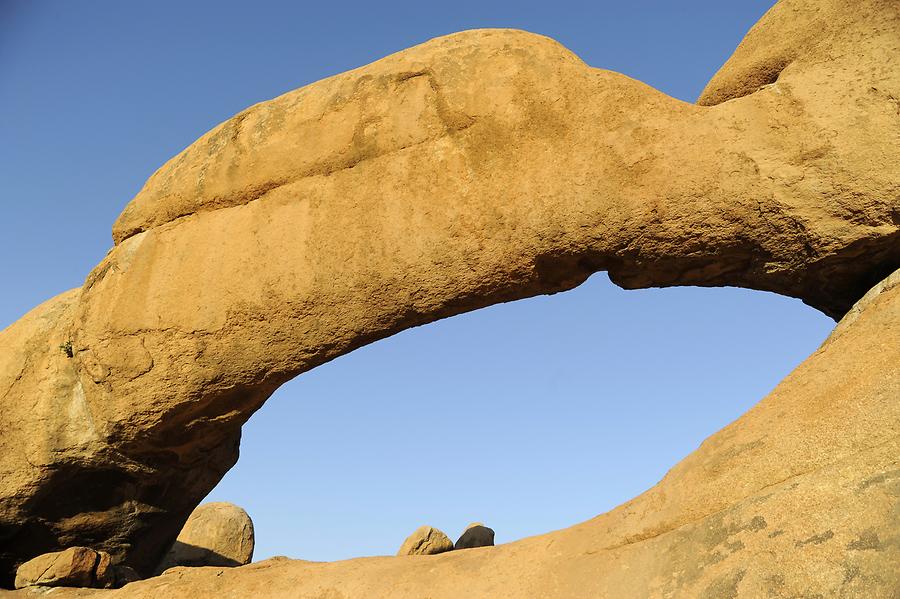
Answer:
[203, 273, 833, 560]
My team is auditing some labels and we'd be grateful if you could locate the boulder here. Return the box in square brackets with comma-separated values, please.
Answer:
[454, 523, 495, 550]
[158, 502, 255, 570]
[0, 0, 897, 583]
[14, 547, 96, 589]
[15, 547, 107, 589]
[397, 526, 455, 556]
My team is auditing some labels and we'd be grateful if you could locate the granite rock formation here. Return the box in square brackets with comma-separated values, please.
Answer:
[396, 526, 455, 556]
[454, 523, 495, 550]
[11, 546, 140, 590]
[0, 0, 897, 587]
[11, 269, 899, 597]
[157, 503, 254, 571]
[14, 547, 102, 590]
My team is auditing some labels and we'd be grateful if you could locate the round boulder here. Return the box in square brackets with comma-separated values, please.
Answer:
[397, 526, 454, 556]
[158, 502, 255, 570]
[454, 523, 495, 550]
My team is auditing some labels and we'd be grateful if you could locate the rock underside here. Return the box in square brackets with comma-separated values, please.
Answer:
[0, 0, 898, 595]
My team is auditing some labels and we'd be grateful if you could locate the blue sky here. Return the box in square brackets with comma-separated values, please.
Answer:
[1, 0, 834, 561]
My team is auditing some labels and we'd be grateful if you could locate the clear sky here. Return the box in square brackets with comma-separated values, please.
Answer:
[1, 0, 834, 562]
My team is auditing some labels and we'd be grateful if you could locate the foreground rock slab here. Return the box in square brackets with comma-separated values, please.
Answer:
[157, 503, 254, 570]
[0, 0, 898, 583]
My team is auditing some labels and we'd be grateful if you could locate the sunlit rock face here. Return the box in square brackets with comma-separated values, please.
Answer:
[396, 526, 454, 556]
[0, 0, 897, 587]
[157, 502, 255, 571]
[14, 268, 900, 598]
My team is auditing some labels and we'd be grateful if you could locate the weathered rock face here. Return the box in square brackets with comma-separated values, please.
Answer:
[14, 547, 97, 589]
[454, 523, 495, 550]
[396, 526, 454, 556]
[157, 503, 254, 570]
[13, 271, 898, 597]
[0, 0, 897, 585]
[14, 547, 117, 590]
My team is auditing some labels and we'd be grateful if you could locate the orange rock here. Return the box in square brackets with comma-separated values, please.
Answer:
[0, 0, 897, 587]
[12, 269, 897, 597]
[158, 502, 255, 570]
[397, 526, 454, 556]
[15, 547, 102, 589]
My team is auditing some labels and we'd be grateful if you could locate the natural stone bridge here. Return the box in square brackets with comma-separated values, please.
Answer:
[1, 0, 897, 594]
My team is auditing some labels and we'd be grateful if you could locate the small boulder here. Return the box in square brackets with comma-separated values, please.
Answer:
[158, 502, 255, 570]
[397, 526, 454, 556]
[454, 523, 495, 550]
[14, 546, 114, 589]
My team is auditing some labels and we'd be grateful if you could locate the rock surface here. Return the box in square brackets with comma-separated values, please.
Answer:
[1, 0, 898, 585]
[396, 526, 454, 556]
[157, 503, 254, 570]
[15, 547, 108, 589]
[11, 272, 898, 596]
[454, 523, 495, 550]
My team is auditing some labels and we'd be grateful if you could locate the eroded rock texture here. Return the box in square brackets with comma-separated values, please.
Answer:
[157, 502, 254, 571]
[11, 268, 900, 597]
[14, 547, 101, 589]
[396, 526, 454, 556]
[0, 0, 897, 586]
[13, 546, 138, 590]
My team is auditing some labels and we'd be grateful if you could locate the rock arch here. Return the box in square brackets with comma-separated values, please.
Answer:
[0, 0, 897, 585]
